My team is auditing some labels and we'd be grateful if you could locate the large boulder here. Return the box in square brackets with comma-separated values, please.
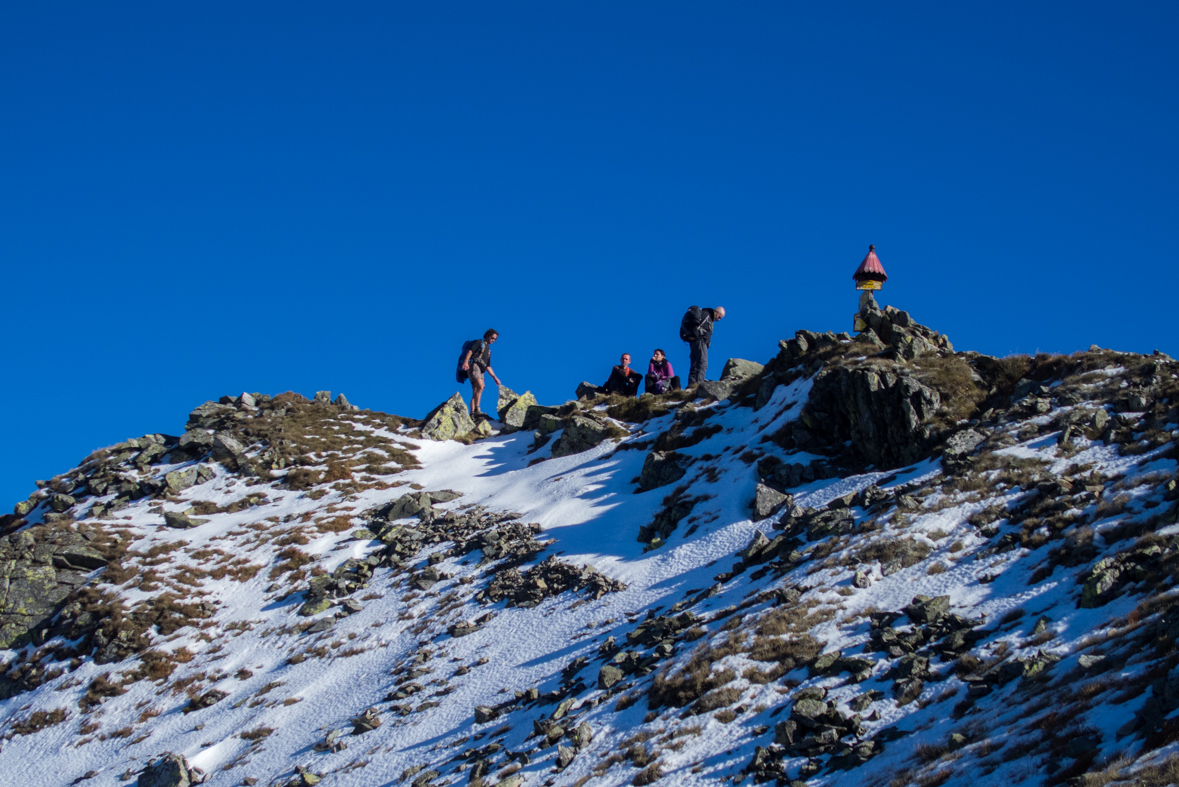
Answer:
[694, 380, 733, 401]
[798, 365, 942, 468]
[752, 483, 791, 521]
[211, 433, 245, 467]
[139, 752, 204, 787]
[638, 451, 687, 491]
[942, 428, 987, 473]
[164, 511, 209, 530]
[0, 562, 68, 650]
[497, 387, 540, 432]
[523, 404, 560, 430]
[536, 414, 564, 435]
[551, 416, 620, 458]
[575, 382, 604, 400]
[178, 429, 214, 454]
[720, 358, 764, 384]
[164, 468, 198, 495]
[421, 393, 476, 441]
[388, 493, 433, 520]
[47, 494, 75, 513]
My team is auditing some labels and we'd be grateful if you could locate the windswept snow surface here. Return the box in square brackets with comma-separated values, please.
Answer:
[1, 373, 1177, 787]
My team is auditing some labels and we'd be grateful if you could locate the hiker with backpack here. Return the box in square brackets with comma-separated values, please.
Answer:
[679, 306, 725, 386]
[457, 329, 502, 418]
[645, 349, 680, 395]
[603, 353, 643, 397]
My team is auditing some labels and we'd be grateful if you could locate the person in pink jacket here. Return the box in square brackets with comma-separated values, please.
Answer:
[645, 349, 681, 395]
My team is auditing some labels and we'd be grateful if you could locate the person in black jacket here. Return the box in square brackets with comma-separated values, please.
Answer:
[681, 306, 725, 385]
[459, 329, 502, 417]
[603, 353, 643, 397]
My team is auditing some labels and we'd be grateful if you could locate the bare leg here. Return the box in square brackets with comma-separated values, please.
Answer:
[471, 377, 484, 413]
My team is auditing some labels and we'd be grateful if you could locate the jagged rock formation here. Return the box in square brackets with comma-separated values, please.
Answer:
[1, 307, 1177, 787]
[421, 392, 476, 440]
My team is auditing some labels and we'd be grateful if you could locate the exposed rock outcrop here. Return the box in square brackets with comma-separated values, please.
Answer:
[798, 364, 942, 468]
[497, 387, 539, 432]
[421, 393, 476, 441]
[551, 415, 626, 458]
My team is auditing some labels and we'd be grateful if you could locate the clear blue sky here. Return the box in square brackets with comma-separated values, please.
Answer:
[2, 3, 1177, 507]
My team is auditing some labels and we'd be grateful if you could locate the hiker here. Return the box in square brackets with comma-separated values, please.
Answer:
[458, 329, 503, 417]
[679, 306, 725, 386]
[603, 353, 643, 397]
[645, 349, 680, 395]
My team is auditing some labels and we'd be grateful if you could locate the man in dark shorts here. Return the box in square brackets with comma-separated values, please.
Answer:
[460, 329, 502, 418]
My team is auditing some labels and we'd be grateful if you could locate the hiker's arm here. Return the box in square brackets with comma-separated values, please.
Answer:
[460, 349, 473, 370]
[488, 366, 501, 385]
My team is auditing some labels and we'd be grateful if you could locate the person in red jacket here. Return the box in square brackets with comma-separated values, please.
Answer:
[604, 353, 643, 397]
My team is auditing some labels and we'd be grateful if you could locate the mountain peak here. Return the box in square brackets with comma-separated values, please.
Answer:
[1, 307, 1177, 787]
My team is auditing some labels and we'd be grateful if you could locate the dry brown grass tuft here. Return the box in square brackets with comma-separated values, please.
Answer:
[9, 708, 69, 736]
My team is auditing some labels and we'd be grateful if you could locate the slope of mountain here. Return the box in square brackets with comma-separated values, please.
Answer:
[1, 306, 1177, 787]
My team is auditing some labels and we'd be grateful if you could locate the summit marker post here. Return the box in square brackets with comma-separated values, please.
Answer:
[852, 244, 888, 332]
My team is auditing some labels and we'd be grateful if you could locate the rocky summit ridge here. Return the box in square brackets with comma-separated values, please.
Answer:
[1, 306, 1178, 787]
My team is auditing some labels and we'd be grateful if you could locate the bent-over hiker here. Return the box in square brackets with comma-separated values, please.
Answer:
[645, 349, 680, 395]
[604, 353, 642, 397]
[459, 329, 502, 417]
[679, 306, 725, 386]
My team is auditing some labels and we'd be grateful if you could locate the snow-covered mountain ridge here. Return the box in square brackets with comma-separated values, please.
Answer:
[2, 307, 1178, 787]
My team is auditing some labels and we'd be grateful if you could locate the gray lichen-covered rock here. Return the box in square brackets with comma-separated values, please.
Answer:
[942, 428, 987, 473]
[299, 597, 333, 617]
[551, 415, 619, 458]
[178, 429, 214, 454]
[752, 483, 790, 521]
[720, 358, 764, 384]
[0, 563, 68, 649]
[639, 451, 687, 491]
[536, 414, 563, 436]
[138, 752, 203, 787]
[598, 664, 624, 689]
[740, 529, 772, 561]
[421, 393, 476, 441]
[164, 468, 198, 494]
[575, 381, 603, 400]
[523, 403, 560, 430]
[53, 546, 106, 570]
[1080, 558, 1123, 608]
[211, 433, 246, 467]
[163, 511, 209, 530]
[497, 388, 539, 432]
[695, 380, 733, 401]
[47, 493, 76, 513]
[388, 492, 433, 520]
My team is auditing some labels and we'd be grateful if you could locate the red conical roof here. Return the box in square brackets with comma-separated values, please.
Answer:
[853, 244, 888, 282]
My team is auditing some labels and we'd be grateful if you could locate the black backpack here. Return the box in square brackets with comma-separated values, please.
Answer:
[679, 306, 703, 342]
[456, 339, 477, 383]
